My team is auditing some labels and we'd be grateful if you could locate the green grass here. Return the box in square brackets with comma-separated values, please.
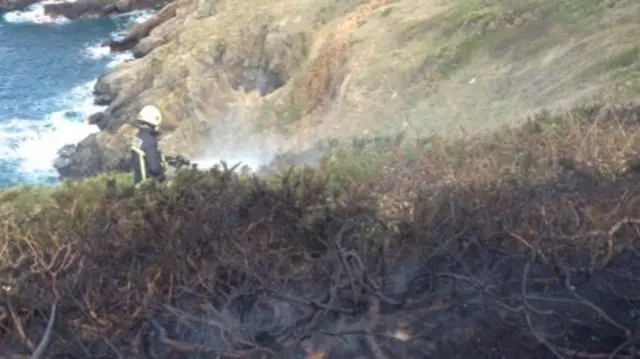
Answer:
[547, 0, 631, 24]
[429, 0, 636, 78]
[0, 172, 133, 226]
[434, 36, 483, 77]
[459, 6, 502, 27]
[604, 46, 640, 71]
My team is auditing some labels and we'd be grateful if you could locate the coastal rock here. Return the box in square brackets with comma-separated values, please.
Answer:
[108, 0, 180, 53]
[53, 132, 132, 179]
[131, 12, 184, 57]
[53, 0, 361, 178]
[0, 0, 39, 11]
[92, 60, 150, 131]
[43, 0, 169, 20]
[87, 112, 110, 130]
[98, 10, 310, 134]
[131, 35, 167, 58]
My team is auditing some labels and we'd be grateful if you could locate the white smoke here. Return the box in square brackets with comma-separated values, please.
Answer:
[191, 148, 276, 173]
[182, 96, 293, 174]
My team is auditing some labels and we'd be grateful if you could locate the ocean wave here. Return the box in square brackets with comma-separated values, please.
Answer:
[0, 80, 103, 182]
[84, 42, 134, 68]
[3, 1, 153, 27]
[2, 0, 75, 25]
[83, 9, 155, 67]
[0, 9, 156, 185]
[111, 9, 155, 31]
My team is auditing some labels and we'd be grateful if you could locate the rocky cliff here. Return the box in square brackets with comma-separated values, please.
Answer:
[1, 0, 168, 19]
[51, 0, 640, 178]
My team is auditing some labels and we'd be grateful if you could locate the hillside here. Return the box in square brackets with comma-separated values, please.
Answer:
[2, 0, 640, 358]
[4, 107, 640, 357]
[54, 0, 640, 177]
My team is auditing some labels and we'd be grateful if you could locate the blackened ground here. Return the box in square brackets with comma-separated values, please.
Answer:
[2, 104, 640, 358]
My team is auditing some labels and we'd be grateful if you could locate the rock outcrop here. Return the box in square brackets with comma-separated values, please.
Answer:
[54, 132, 132, 179]
[53, 0, 640, 179]
[0, 0, 39, 12]
[107, 0, 179, 54]
[44, 0, 169, 20]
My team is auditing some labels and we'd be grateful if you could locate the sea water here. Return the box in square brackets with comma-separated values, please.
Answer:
[0, 5, 152, 187]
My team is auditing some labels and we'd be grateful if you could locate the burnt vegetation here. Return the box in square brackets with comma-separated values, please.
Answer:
[4, 104, 640, 358]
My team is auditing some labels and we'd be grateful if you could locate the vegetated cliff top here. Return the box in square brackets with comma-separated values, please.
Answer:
[92, 0, 640, 158]
[3, 104, 640, 358]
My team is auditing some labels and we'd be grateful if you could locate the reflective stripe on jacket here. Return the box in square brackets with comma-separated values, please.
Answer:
[130, 127, 166, 184]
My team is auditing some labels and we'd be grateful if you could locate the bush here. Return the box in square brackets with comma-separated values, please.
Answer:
[2, 104, 640, 358]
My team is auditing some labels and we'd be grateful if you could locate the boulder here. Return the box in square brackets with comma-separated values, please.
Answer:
[87, 112, 110, 131]
[93, 82, 115, 107]
[54, 132, 132, 179]
[0, 0, 39, 12]
[43, 0, 168, 20]
[108, 1, 179, 53]
[131, 35, 166, 58]
[92, 59, 158, 132]
[105, 37, 138, 53]
[131, 13, 183, 57]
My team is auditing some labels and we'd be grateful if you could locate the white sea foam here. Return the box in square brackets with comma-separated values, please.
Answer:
[83, 42, 133, 68]
[84, 43, 112, 60]
[3, 0, 75, 25]
[0, 9, 156, 184]
[83, 9, 155, 67]
[0, 80, 103, 181]
[112, 9, 155, 28]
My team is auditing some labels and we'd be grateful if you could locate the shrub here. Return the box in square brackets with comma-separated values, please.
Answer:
[2, 104, 640, 358]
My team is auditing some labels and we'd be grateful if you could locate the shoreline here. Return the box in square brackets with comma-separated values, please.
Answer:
[0, 9, 148, 187]
[50, 0, 179, 179]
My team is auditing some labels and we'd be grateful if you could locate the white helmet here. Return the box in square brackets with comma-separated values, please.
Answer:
[137, 105, 162, 128]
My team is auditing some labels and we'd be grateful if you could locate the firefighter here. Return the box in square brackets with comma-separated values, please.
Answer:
[130, 105, 166, 186]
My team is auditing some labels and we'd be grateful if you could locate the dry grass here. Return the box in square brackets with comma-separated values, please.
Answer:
[3, 103, 640, 358]
[112, 0, 640, 158]
[303, 0, 640, 139]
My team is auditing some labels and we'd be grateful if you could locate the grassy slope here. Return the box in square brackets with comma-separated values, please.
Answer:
[135, 0, 640, 155]
[334, 0, 640, 138]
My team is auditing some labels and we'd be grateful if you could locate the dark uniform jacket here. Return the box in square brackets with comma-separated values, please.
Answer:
[130, 127, 166, 184]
